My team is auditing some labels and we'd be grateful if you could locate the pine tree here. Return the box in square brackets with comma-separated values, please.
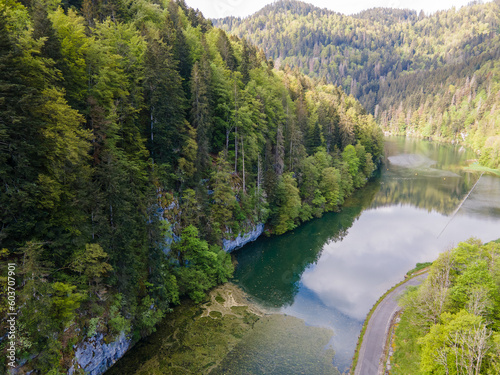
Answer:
[143, 18, 186, 169]
[190, 57, 212, 176]
[240, 39, 251, 85]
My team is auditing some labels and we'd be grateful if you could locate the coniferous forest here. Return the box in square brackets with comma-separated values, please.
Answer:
[0, 0, 383, 372]
[215, 0, 500, 169]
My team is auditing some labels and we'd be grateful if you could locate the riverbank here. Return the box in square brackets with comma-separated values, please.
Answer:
[107, 137, 500, 375]
[105, 283, 262, 375]
[463, 162, 500, 176]
[351, 268, 429, 375]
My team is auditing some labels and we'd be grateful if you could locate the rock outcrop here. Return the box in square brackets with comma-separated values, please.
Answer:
[69, 332, 131, 375]
[222, 223, 264, 252]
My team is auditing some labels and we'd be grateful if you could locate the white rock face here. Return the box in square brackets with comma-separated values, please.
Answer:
[69, 332, 131, 375]
[222, 223, 264, 252]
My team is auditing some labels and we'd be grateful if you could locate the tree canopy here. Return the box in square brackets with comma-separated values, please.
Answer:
[0, 0, 382, 372]
[215, 0, 500, 168]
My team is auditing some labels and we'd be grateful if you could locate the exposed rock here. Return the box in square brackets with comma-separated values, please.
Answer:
[162, 218, 180, 255]
[222, 223, 264, 252]
[62, 224, 262, 374]
[69, 332, 131, 375]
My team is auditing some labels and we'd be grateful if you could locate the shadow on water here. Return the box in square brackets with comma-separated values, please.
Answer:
[229, 137, 497, 372]
[231, 179, 382, 309]
[231, 137, 479, 315]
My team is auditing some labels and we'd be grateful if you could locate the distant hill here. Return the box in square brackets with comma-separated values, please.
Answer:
[215, 0, 500, 168]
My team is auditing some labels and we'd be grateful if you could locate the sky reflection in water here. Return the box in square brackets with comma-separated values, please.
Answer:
[233, 137, 500, 372]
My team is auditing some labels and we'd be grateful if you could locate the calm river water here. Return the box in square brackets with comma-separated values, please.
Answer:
[107, 137, 500, 374]
[230, 136, 500, 373]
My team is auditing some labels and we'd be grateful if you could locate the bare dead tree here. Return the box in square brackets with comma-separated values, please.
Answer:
[466, 287, 490, 318]
[435, 347, 450, 375]
[450, 323, 492, 375]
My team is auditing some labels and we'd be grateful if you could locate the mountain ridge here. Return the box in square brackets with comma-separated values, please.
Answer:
[214, 0, 500, 168]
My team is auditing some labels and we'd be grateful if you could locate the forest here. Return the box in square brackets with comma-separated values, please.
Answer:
[0, 0, 383, 372]
[215, 0, 500, 169]
[393, 239, 500, 374]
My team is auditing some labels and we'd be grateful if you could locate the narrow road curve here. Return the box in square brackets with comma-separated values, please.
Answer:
[354, 273, 428, 375]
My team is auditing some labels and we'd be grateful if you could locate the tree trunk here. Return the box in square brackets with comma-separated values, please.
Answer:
[234, 81, 238, 173]
[150, 107, 154, 165]
[242, 135, 245, 193]
[257, 154, 261, 194]
[234, 126, 238, 173]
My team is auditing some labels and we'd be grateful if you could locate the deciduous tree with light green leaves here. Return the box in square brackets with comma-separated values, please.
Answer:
[393, 239, 500, 374]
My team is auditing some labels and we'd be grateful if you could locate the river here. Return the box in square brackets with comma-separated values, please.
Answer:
[107, 137, 500, 374]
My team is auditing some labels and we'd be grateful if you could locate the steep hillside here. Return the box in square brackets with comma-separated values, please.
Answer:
[215, 0, 500, 168]
[393, 239, 500, 374]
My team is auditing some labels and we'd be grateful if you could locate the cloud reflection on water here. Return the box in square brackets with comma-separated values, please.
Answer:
[299, 202, 500, 324]
[283, 172, 500, 372]
[234, 137, 500, 373]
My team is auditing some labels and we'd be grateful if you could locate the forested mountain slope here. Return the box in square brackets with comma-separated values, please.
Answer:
[215, 0, 500, 168]
[0, 0, 382, 372]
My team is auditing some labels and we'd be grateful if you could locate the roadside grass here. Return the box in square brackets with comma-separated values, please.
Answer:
[389, 307, 424, 375]
[463, 163, 500, 176]
[349, 266, 430, 374]
[406, 262, 432, 276]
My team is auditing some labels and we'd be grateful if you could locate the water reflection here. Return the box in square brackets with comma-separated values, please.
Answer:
[233, 183, 380, 309]
[372, 175, 471, 215]
[373, 138, 478, 214]
[299, 205, 500, 322]
[232, 137, 500, 372]
[460, 175, 500, 219]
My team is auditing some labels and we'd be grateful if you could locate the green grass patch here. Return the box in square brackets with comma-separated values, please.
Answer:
[406, 262, 432, 276]
[215, 293, 225, 304]
[463, 163, 500, 176]
[230, 306, 248, 315]
[350, 279, 407, 373]
[350, 271, 428, 374]
[390, 308, 424, 374]
[209, 311, 222, 319]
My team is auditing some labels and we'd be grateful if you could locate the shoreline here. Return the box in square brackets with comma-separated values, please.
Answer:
[350, 269, 429, 375]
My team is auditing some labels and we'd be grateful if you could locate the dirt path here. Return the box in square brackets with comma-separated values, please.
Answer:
[354, 273, 427, 375]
